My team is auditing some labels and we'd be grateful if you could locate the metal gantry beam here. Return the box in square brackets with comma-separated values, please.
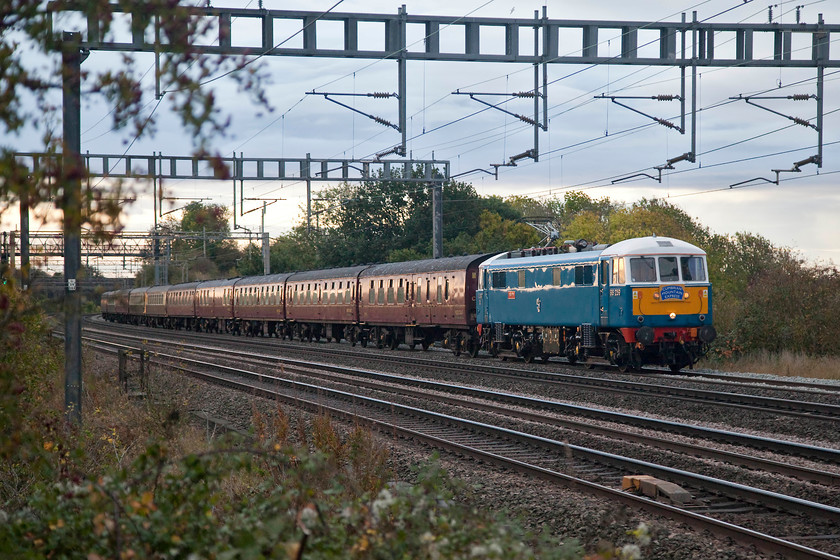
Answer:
[50, 3, 840, 67]
[3, 230, 269, 259]
[15, 152, 450, 183]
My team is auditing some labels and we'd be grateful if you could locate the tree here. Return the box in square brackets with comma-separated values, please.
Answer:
[1, 1, 270, 239]
[314, 174, 533, 265]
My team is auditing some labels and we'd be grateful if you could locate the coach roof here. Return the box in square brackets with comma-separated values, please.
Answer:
[361, 254, 492, 277]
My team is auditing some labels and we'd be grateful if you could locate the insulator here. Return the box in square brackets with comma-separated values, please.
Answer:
[791, 94, 812, 101]
[656, 118, 677, 129]
[792, 117, 811, 127]
[370, 92, 393, 98]
[373, 116, 396, 128]
[518, 115, 537, 126]
[516, 91, 537, 98]
[656, 95, 676, 101]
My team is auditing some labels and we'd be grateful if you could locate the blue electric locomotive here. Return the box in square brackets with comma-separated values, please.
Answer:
[476, 236, 716, 371]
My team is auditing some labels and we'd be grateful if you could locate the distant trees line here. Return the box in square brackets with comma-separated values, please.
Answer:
[137, 181, 840, 358]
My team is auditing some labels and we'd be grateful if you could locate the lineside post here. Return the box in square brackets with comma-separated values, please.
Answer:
[62, 31, 83, 426]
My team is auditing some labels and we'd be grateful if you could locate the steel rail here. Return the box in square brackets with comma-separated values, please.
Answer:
[132, 347, 840, 559]
[80, 327, 840, 464]
[94, 339, 840, 521]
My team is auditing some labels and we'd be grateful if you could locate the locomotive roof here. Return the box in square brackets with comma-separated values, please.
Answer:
[480, 250, 600, 270]
[600, 236, 705, 257]
[479, 236, 705, 270]
[361, 254, 492, 277]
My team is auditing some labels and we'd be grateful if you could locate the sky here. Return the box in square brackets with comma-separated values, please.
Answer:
[5, 0, 840, 275]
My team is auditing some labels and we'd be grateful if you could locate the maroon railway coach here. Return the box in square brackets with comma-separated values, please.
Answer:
[195, 278, 238, 333]
[358, 254, 489, 354]
[284, 266, 368, 343]
[232, 273, 295, 337]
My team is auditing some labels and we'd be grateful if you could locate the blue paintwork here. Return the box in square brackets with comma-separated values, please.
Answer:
[477, 249, 712, 331]
[478, 251, 603, 327]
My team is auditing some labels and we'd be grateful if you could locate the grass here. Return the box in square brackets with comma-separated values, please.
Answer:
[702, 351, 840, 380]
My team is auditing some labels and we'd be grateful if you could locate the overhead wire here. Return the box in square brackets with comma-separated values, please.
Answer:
[251, 1, 836, 221]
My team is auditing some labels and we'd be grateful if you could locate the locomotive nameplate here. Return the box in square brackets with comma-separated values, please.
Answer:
[660, 286, 685, 300]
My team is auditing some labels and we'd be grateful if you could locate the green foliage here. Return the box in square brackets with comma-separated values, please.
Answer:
[0, 440, 590, 559]
[1, 1, 271, 248]
[0, 284, 64, 510]
[278, 178, 540, 270]
[470, 210, 540, 253]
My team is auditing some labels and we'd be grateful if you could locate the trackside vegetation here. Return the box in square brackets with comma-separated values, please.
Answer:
[1, 285, 655, 559]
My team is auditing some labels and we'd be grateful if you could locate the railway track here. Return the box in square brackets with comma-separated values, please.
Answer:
[89, 330, 840, 469]
[84, 320, 840, 424]
[81, 329, 840, 559]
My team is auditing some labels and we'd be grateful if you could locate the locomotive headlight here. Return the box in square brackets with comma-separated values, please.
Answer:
[669, 312, 677, 320]
[683, 292, 689, 299]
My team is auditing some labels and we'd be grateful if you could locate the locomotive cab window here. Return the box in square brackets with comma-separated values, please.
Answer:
[491, 271, 506, 289]
[629, 257, 656, 283]
[680, 256, 707, 282]
[658, 257, 679, 282]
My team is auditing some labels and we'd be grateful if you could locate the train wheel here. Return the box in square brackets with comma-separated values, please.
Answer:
[468, 340, 480, 358]
[388, 331, 399, 350]
[421, 339, 431, 351]
[523, 348, 535, 363]
[669, 364, 683, 373]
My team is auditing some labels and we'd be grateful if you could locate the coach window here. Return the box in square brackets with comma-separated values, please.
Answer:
[369, 281, 375, 303]
[658, 257, 679, 282]
[387, 279, 395, 304]
[444, 277, 450, 301]
[397, 279, 405, 303]
[436, 277, 443, 304]
[416, 279, 423, 302]
[377, 280, 384, 304]
[518, 270, 526, 289]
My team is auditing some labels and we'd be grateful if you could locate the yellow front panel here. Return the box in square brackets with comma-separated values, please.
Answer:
[632, 286, 709, 316]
